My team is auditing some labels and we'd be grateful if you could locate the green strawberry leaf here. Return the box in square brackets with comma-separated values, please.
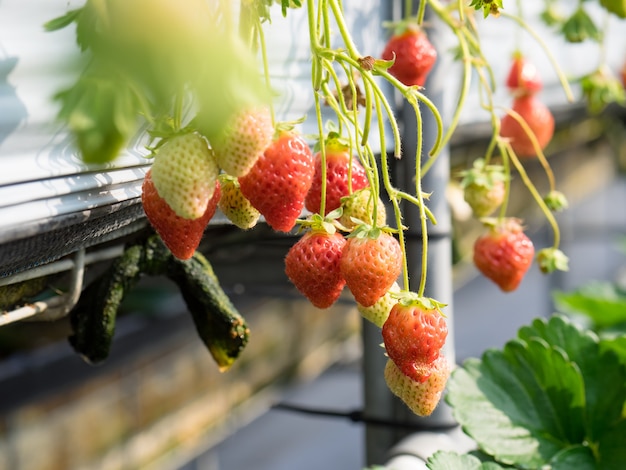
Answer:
[519, 316, 626, 444]
[548, 445, 596, 470]
[600, 335, 626, 367]
[560, 7, 602, 43]
[446, 315, 626, 468]
[427, 450, 507, 470]
[553, 282, 626, 330]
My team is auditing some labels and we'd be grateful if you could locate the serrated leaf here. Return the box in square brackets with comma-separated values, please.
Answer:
[448, 315, 626, 468]
[446, 356, 566, 468]
[427, 450, 507, 470]
[517, 316, 626, 444]
[553, 282, 626, 330]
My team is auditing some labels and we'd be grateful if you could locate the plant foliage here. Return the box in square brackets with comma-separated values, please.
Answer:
[438, 315, 626, 470]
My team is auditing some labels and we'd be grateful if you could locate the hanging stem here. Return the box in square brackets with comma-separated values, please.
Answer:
[504, 142, 562, 249]
[501, 11, 574, 102]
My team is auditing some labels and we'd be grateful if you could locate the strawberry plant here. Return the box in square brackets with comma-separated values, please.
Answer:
[46, 0, 626, 425]
[427, 314, 626, 470]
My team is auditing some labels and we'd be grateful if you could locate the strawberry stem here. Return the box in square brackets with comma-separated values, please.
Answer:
[504, 142, 562, 251]
[500, 11, 574, 102]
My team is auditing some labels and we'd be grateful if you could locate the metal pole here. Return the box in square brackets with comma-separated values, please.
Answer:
[362, 2, 457, 466]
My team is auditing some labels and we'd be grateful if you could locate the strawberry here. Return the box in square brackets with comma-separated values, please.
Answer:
[382, 26, 437, 87]
[460, 159, 506, 218]
[382, 295, 448, 382]
[212, 106, 274, 177]
[150, 132, 219, 220]
[340, 227, 403, 307]
[304, 140, 369, 216]
[357, 281, 400, 328]
[339, 188, 387, 230]
[500, 95, 554, 158]
[506, 53, 542, 97]
[218, 174, 260, 230]
[284, 228, 346, 309]
[384, 356, 450, 417]
[239, 130, 314, 232]
[142, 170, 221, 260]
[473, 218, 535, 292]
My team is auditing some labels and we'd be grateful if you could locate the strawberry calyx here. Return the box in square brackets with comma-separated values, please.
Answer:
[536, 247, 570, 274]
[382, 17, 424, 38]
[297, 212, 340, 236]
[314, 131, 350, 154]
[480, 216, 524, 234]
[392, 290, 447, 315]
[345, 222, 396, 241]
[543, 190, 569, 212]
[273, 116, 306, 137]
[459, 158, 507, 190]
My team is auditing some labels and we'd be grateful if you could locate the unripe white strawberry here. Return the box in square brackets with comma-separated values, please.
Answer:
[218, 174, 260, 230]
[384, 356, 450, 417]
[339, 188, 387, 230]
[212, 106, 274, 177]
[151, 132, 219, 220]
[357, 282, 400, 328]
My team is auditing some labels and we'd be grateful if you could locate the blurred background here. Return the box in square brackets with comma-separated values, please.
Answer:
[0, 1, 625, 469]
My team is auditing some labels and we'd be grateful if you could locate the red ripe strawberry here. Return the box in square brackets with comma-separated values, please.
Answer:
[150, 132, 219, 220]
[239, 131, 314, 232]
[382, 26, 437, 87]
[142, 170, 220, 260]
[506, 53, 542, 96]
[218, 174, 260, 230]
[384, 356, 450, 417]
[284, 229, 346, 309]
[473, 218, 535, 292]
[340, 227, 402, 307]
[304, 140, 369, 215]
[212, 106, 274, 177]
[382, 296, 448, 382]
[500, 95, 554, 158]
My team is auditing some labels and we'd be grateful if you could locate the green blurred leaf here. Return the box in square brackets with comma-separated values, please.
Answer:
[43, 8, 82, 32]
[548, 445, 596, 470]
[447, 315, 626, 468]
[560, 7, 601, 43]
[553, 282, 626, 330]
[427, 451, 507, 470]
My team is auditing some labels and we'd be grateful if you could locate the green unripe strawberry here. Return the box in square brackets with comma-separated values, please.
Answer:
[357, 282, 400, 328]
[150, 132, 219, 220]
[212, 106, 274, 177]
[339, 188, 387, 230]
[460, 159, 507, 218]
[218, 174, 260, 230]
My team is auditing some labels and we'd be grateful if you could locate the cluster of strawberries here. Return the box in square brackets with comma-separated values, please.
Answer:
[460, 55, 559, 294]
[142, 106, 316, 259]
[140, 101, 450, 415]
